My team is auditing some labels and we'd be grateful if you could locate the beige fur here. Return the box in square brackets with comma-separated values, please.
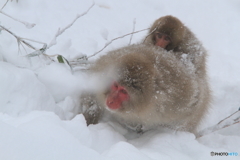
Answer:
[144, 15, 185, 51]
[81, 43, 211, 134]
[143, 15, 208, 79]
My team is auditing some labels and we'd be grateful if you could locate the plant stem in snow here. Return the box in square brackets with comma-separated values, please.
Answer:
[128, 18, 136, 45]
[87, 28, 150, 59]
[0, 0, 35, 29]
[0, 25, 36, 50]
[48, 2, 95, 49]
[196, 108, 240, 138]
[1, 0, 9, 10]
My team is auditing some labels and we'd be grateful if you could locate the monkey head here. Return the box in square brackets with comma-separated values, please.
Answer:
[103, 52, 155, 114]
[145, 15, 185, 51]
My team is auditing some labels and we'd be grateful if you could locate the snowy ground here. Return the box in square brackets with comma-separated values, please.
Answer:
[0, 0, 240, 159]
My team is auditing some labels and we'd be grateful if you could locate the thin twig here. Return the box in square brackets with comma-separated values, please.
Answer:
[143, 27, 157, 43]
[128, 18, 136, 45]
[21, 38, 45, 45]
[1, 0, 34, 28]
[19, 41, 27, 54]
[0, 25, 47, 58]
[217, 110, 239, 125]
[0, 25, 37, 50]
[0, 11, 36, 29]
[1, 0, 9, 10]
[0, 2, 92, 70]
[196, 108, 240, 138]
[48, 2, 95, 49]
[87, 28, 150, 59]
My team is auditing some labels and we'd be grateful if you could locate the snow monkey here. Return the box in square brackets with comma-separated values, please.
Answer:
[80, 44, 211, 134]
[144, 15, 209, 79]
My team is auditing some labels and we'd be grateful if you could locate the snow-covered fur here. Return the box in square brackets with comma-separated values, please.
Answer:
[81, 43, 211, 134]
[143, 15, 209, 80]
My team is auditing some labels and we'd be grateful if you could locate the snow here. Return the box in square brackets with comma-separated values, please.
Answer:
[0, 0, 240, 159]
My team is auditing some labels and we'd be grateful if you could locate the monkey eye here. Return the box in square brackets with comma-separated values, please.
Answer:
[164, 36, 171, 42]
[156, 32, 171, 42]
[120, 89, 128, 95]
[156, 33, 164, 39]
[112, 82, 118, 90]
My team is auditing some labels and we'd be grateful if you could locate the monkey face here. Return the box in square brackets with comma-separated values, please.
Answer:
[144, 15, 185, 51]
[154, 32, 172, 48]
[103, 56, 155, 114]
[106, 81, 129, 110]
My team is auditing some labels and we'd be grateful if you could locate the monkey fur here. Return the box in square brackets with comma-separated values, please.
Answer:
[80, 43, 211, 134]
[144, 15, 208, 80]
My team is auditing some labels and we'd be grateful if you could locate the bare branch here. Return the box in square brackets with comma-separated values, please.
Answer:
[128, 18, 136, 45]
[87, 27, 150, 59]
[0, 24, 47, 57]
[0, 3, 92, 70]
[19, 41, 28, 54]
[48, 2, 95, 49]
[26, 44, 47, 57]
[21, 38, 45, 45]
[217, 110, 239, 125]
[0, 25, 37, 50]
[0, 10, 35, 29]
[143, 27, 157, 43]
[196, 108, 240, 138]
[1, 0, 9, 10]
[1, 0, 34, 28]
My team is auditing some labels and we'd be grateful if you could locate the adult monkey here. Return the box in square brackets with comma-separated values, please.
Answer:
[80, 44, 211, 134]
[143, 15, 208, 79]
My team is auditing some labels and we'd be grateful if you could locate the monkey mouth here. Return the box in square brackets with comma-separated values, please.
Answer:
[106, 98, 122, 110]
[105, 81, 129, 110]
[105, 104, 118, 113]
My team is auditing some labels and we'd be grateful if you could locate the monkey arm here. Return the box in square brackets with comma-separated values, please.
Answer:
[80, 93, 103, 125]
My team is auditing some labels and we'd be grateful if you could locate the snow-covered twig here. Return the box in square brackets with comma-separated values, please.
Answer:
[0, 0, 35, 29]
[0, 11, 36, 29]
[0, 25, 47, 58]
[1, 2, 146, 69]
[48, 2, 95, 48]
[26, 44, 47, 57]
[87, 27, 150, 59]
[0, 25, 37, 50]
[196, 108, 240, 138]
[128, 18, 136, 45]
[0, 1, 94, 69]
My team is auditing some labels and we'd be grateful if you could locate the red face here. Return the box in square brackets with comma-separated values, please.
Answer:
[155, 32, 171, 48]
[106, 82, 129, 110]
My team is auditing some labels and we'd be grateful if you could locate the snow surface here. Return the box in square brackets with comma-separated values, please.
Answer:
[0, 0, 240, 159]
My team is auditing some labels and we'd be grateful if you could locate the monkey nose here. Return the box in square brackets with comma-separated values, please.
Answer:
[107, 100, 114, 105]
[155, 39, 168, 48]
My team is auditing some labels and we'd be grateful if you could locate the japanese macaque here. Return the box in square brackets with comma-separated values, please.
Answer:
[143, 15, 207, 79]
[80, 44, 211, 134]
